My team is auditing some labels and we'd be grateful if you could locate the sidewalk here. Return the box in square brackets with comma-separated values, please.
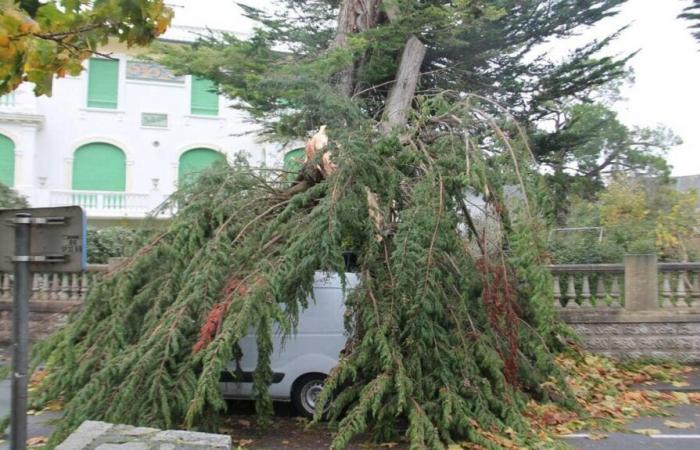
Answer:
[0, 347, 61, 450]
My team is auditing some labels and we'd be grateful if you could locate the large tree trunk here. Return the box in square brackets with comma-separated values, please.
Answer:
[332, 0, 382, 97]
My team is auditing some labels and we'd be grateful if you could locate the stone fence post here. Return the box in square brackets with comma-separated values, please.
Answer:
[624, 254, 658, 311]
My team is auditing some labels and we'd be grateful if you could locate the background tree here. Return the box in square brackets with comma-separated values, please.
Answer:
[549, 177, 700, 263]
[531, 102, 678, 221]
[0, 182, 27, 208]
[0, 0, 172, 96]
[680, 0, 700, 43]
[86, 226, 154, 264]
[30, 1, 656, 449]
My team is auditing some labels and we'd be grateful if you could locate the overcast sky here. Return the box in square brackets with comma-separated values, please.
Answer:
[171, 0, 700, 177]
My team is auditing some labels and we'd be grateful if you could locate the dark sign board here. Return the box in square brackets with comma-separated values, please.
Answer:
[0, 206, 87, 272]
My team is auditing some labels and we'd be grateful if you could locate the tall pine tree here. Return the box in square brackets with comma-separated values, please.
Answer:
[32, 1, 631, 448]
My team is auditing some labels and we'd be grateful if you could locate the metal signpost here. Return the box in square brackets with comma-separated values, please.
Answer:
[0, 206, 86, 450]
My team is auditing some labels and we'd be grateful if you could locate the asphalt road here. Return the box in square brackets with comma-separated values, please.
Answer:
[562, 404, 700, 450]
[2, 345, 700, 449]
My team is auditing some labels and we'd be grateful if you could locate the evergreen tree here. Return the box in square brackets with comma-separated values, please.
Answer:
[31, 2, 637, 448]
[680, 0, 700, 43]
[0, 182, 28, 209]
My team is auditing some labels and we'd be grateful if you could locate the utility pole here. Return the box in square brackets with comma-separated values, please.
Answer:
[11, 213, 31, 450]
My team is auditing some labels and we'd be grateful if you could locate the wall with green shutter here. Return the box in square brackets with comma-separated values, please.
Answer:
[88, 58, 119, 109]
[190, 77, 219, 116]
[178, 148, 225, 185]
[72, 143, 126, 191]
[0, 134, 15, 187]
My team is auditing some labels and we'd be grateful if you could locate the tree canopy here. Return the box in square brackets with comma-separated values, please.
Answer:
[0, 182, 27, 209]
[157, 0, 675, 214]
[680, 0, 700, 44]
[0, 0, 172, 96]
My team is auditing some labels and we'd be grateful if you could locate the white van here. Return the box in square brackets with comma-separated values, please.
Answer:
[220, 272, 360, 416]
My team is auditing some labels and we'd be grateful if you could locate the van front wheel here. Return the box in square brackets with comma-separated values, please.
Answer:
[291, 374, 327, 418]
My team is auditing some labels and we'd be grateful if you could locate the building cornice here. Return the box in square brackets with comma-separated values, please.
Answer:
[0, 111, 44, 129]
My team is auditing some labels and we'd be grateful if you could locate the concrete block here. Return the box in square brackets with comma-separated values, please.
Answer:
[56, 421, 114, 450]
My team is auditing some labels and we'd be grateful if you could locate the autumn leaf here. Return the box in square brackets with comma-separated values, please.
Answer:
[632, 428, 660, 436]
[26, 436, 48, 447]
[664, 420, 695, 429]
[587, 432, 608, 440]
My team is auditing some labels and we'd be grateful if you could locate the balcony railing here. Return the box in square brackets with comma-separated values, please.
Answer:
[50, 190, 151, 218]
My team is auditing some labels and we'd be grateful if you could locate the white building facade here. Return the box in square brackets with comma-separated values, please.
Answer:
[0, 27, 285, 226]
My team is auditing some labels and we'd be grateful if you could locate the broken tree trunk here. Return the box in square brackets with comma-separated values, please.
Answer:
[380, 36, 427, 133]
[332, 0, 381, 97]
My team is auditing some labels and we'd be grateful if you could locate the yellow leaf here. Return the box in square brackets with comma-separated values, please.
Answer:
[632, 428, 660, 436]
[672, 392, 691, 404]
[671, 381, 690, 388]
[664, 420, 695, 429]
[27, 436, 48, 447]
[587, 432, 607, 440]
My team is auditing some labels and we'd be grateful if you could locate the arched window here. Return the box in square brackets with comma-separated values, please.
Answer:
[0, 134, 15, 187]
[178, 148, 225, 185]
[72, 143, 126, 191]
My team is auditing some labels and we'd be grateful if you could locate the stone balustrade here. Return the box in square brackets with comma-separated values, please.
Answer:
[0, 265, 108, 303]
[549, 264, 624, 309]
[550, 256, 700, 312]
[2, 255, 700, 361]
[0, 265, 109, 343]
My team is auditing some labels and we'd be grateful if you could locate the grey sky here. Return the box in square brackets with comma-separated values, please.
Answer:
[172, 0, 700, 177]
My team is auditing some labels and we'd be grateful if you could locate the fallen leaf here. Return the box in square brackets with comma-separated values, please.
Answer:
[381, 443, 400, 448]
[233, 438, 254, 447]
[672, 392, 691, 404]
[27, 436, 48, 447]
[237, 419, 251, 427]
[587, 432, 608, 440]
[672, 381, 690, 388]
[664, 420, 695, 429]
[632, 428, 660, 436]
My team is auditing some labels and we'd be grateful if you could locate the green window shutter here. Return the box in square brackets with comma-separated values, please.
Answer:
[72, 143, 126, 191]
[190, 77, 219, 116]
[283, 148, 304, 182]
[0, 134, 15, 187]
[178, 148, 225, 185]
[87, 58, 119, 109]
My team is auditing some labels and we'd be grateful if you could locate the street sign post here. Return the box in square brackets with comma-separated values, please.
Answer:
[0, 206, 86, 450]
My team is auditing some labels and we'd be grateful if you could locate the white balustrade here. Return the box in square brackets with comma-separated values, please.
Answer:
[50, 190, 153, 218]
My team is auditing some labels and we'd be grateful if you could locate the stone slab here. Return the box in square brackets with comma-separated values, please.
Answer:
[56, 421, 231, 450]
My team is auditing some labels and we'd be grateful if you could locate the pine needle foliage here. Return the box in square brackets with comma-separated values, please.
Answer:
[26, 1, 633, 448]
[33, 94, 573, 449]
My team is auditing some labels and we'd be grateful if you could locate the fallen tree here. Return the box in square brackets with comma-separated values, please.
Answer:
[30, 1, 631, 448]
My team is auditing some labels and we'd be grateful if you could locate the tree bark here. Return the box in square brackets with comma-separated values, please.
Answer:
[332, 0, 381, 97]
[380, 35, 426, 133]
[332, 1, 427, 132]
